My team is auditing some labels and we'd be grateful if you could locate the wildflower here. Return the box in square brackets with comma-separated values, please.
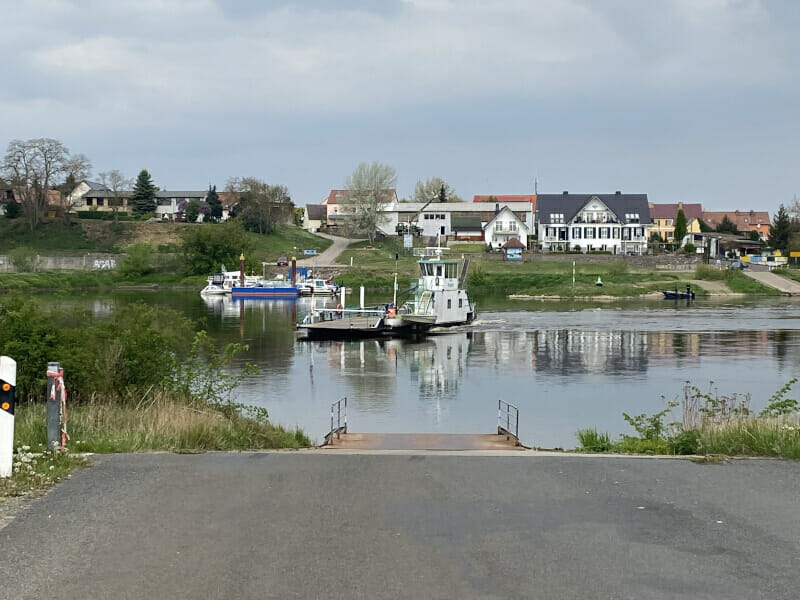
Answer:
[49, 465, 55, 471]
[21, 445, 30, 451]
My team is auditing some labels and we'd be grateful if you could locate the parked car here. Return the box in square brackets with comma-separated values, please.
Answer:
[276, 257, 289, 267]
[729, 260, 748, 270]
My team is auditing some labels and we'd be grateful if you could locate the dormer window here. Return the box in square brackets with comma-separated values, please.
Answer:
[550, 213, 564, 224]
[625, 213, 640, 223]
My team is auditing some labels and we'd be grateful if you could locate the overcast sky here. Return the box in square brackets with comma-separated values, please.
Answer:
[2, 0, 797, 210]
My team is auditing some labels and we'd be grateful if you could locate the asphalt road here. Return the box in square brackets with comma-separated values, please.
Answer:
[1, 452, 799, 599]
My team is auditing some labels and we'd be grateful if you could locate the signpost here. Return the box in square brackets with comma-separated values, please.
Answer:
[0, 356, 17, 478]
[404, 234, 413, 250]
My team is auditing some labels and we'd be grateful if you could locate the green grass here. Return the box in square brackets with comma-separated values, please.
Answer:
[697, 419, 800, 459]
[12, 395, 310, 453]
[246, 226, 332, 263]
[694, 264, 780, 295]
[0, 270, 205, 291]
[0, 219, 102, 252]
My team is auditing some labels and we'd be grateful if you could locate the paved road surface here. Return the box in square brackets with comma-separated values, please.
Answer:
[296, 232, 361, 267]
[743, 267, 800, 295]
[1, 453, 799, 599]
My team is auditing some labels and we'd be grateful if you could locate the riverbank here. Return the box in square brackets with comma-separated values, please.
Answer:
[576, 379, 800, 459]
[1, 395, 310, 502]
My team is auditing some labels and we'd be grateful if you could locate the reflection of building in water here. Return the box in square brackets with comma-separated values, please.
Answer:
[316, 340, 398, 410]
[405, 334, 471, 397]
[472, 329, 649, 375]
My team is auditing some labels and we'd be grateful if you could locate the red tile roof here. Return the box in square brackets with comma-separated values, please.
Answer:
[473, 194, 536, 210]
[649, 203, 703, 221]
[324, 189, 397, 204]
[702, 210, 771, 234]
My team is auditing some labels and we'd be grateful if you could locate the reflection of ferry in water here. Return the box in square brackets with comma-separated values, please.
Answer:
[298, 248, 475, 340]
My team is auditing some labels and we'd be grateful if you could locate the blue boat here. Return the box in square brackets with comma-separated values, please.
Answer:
[231, 279, 300, 298]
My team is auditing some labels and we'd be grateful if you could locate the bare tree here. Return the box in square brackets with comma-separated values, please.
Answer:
[98, 170, 131, 224]
[2, 138, 69, 230]
[343, 162, 397, 245]
[59, 153, 93, 225]
[412, 177, 462, 203]
[226, 177, 292, 234]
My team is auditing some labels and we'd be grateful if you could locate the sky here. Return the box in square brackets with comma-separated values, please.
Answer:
[1, 0, 798, 211]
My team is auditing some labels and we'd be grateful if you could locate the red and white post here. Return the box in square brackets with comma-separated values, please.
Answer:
[0, 356, 17, 478]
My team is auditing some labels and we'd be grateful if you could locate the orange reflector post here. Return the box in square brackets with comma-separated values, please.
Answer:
[1, 383, 9, 392]
[0, 402, 8, 411]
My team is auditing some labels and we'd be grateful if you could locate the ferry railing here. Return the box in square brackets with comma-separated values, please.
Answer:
[325, 397, 348, 445]
[497, 399, 519, 444]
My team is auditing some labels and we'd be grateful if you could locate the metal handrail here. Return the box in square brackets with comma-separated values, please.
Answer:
[325, 397, 347, 445]
[497, 399, 519, 442]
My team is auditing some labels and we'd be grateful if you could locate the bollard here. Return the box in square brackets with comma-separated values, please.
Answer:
[0, 356, 17, 478]
[46, 362, 67, 451]
[360, 286, 365, 309]
[340, 287, 346, 310]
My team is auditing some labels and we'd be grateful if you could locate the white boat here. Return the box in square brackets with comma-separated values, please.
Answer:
[296, 278, 340, 296]
[398, 249, 476, 329]
[200, 266, 261, 296]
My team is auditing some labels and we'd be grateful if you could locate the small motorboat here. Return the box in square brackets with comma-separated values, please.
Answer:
[662, 285, 695, 300]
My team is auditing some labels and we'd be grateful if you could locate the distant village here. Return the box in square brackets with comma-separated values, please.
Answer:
[0, 174, 784, 262]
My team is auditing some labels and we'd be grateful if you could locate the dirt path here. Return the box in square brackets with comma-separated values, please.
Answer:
[743, 268, 800, 295]
[686, 279, 740, 296]
[296, 232, 361, 267]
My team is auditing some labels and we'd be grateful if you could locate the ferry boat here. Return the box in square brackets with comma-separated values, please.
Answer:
[399, 249, 476, 330]
[296, 278, 340, 296]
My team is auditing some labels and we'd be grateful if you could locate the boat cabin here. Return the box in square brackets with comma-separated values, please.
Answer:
[418, 258, 460, 292]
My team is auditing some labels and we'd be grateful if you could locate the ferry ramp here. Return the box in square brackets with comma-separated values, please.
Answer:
[322, 398, 523, 450]
[743, 267, 800, 295]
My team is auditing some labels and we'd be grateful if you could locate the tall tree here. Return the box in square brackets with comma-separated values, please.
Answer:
[716, 215, 740, 235]
[131, 169, 157, 215]
[226, 177, 292, 234]
[206, 185, 222, 222]
[768, 204, 792, 252]
[412, 177, 462, 203]
[58, 153, 92, 225]
[344, 162, 397, 245]
[2, 138, 69, 230]
[673, 208, 687, 245]
[98, 170, 131, 224]
[181, 219, 254, 276]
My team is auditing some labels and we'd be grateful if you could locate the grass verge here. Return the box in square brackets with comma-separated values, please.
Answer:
[2, 395, 310, 501]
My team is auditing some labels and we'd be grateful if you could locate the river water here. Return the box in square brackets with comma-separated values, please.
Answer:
[70, 292, 800, 447]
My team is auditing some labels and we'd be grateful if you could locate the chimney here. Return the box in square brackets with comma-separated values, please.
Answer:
[615, 190, 621, 196]
[495, 203, 500, 214]
[562, 191, 568, 195]
[678, 201, 683, 209]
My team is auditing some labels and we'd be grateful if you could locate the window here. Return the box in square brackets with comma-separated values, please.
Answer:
[447, 299, 452, 309]
[550, 213, 564, 224]
[459, 298, 463, 308]
[572, 227, 581, 239]
[625, 213, 640, 224]
[585, 227, 595, 239]
[666, 219, 673, 226]
[600, 227, 610, 239]
[97, 198, 104, 206]
[622, 228, 631, 240]
[612, 228, 620, 239]
[86, 198, 93, 206]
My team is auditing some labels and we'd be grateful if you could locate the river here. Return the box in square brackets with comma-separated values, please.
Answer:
[66, 292, 800, 447]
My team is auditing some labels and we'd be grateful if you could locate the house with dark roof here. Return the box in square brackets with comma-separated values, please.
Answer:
[66, 180, 108, 211]
[302, 204, 326, 231]
[536, 192, 651, 254]
[648, 202, 703, 242]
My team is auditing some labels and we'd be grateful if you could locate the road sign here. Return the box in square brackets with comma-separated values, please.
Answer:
[303, 249, 317, 256]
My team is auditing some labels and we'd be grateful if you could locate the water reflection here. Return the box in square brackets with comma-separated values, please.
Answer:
[31, 291, 800, 446]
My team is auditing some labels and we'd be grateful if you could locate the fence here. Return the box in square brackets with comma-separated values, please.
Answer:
[324, 397, 348, 445]
[497, 400, 519, 444]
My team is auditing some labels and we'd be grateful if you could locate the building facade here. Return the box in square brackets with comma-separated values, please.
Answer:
[537, 192, 651, 254]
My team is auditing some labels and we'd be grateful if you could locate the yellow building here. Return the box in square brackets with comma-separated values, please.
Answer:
[648, 202, 703, 242]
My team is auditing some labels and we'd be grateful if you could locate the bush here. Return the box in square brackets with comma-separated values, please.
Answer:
[575, 428, 614, 452]
[684, 243, 696, 255]
[118, 243, 154, 278]
[4, 201, 20, 219]
[8, 246, 38, 272]
[181, 220, 256, 276]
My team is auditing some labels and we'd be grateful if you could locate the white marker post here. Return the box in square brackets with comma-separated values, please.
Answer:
[360, 286, 365, 309]
[0, 356, 17, 478]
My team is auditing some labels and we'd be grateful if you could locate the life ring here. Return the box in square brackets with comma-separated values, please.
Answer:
[387, 308, 396, 318]
[336, 303, 343, 314]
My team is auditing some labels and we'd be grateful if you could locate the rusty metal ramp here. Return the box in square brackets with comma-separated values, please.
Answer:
[323, 432, 524, 451]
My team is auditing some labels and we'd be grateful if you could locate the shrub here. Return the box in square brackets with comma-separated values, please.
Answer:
[575, 428, 614, 452]
[684, 243, 696, 255]
[118, 243, 154, 278]
[4, 201, 20, 219]
[8, 246, 38, 272]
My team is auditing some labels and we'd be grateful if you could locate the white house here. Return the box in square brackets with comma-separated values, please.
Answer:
[537, 192, 651, 255]
[483, 205, 529, 249]
[67, 180, 107, 210]
[378, 201, 534, 245]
